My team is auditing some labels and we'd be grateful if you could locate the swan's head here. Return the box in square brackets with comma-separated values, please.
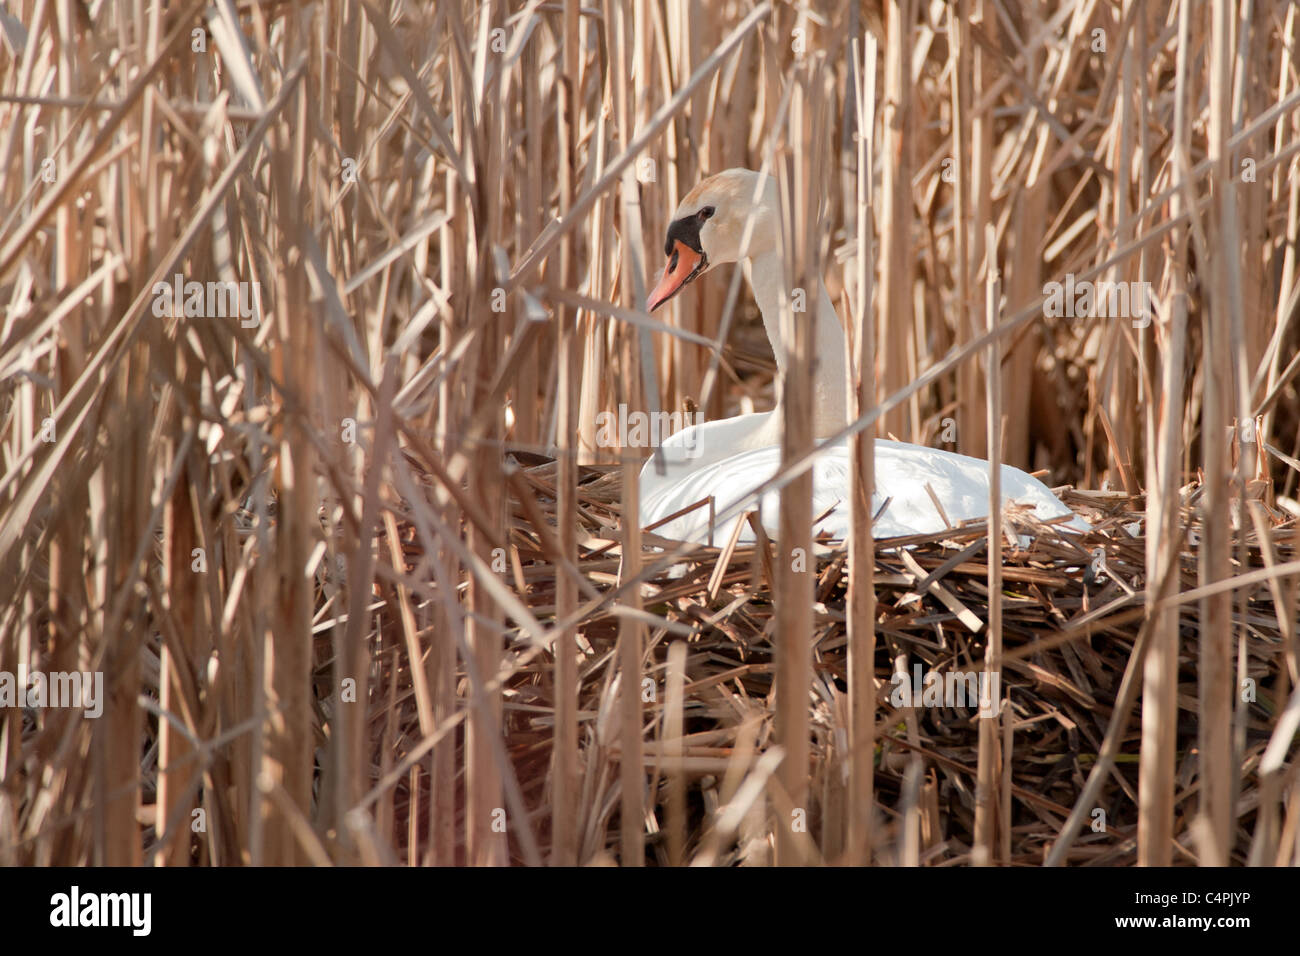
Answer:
[647, 168, 778, 311]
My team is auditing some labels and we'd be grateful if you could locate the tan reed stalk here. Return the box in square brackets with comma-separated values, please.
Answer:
[974, 223, 1002, 865]
[616, 335, 647, 867]
[1260, 2, 1299, 452]
[611, 0, 646, 867]
[1138, 0, 1192, 868]
[664, 640, 687, 865]
[770, 46, 832, 865]
[550, 0, 582, 867]
[260, 20, 316, 865]
[1000, 4, 1040, 471]
[430, 309, 458, 861]
[43, 0, 96, 868]
[878, 0, 914, 441]
[1099, 0, 1140, 494]
[1226, 2, 1263, 847]
[846, 31, 879, 868]
[467, 0, 510, 868]
[949, 2, 977, 459]
[772, 150, 814, 868]
[431, 38, 462, 864]
[1199, 0, 1239, 866]
[963, 0, 992, 460]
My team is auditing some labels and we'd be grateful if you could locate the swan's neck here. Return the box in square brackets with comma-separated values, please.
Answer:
[743, 249, 849, 437]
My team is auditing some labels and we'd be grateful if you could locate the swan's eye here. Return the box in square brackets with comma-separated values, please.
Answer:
[698, 206, 715, 221]
[669, 250, 679, 272]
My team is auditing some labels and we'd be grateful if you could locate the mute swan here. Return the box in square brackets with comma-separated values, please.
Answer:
[638, 168, 1087, 546]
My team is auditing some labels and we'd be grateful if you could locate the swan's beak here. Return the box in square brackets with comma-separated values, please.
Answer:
[647, 240, 706, 312]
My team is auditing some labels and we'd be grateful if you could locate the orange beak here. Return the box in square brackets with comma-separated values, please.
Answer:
[647, 240, 705, 312]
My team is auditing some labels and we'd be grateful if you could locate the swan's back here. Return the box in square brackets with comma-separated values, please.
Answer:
[639, 438, 1087, 546]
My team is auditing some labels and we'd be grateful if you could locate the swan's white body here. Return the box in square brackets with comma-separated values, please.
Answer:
[639, 169, 1085, 546]
[640, 432, 1087, 546]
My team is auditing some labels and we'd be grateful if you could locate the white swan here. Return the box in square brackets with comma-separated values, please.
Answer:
[638, 168, 1087, 546]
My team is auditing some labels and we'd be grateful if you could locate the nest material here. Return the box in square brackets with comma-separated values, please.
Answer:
[384, 453, 1298, 866]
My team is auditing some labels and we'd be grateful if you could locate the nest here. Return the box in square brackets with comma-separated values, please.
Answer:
[383, 452, 1299, 866]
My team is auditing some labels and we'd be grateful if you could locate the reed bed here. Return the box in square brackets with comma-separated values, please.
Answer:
[1, 0, 1298, 866]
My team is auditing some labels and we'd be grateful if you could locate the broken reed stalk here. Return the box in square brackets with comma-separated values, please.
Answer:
[665, 640, 687, 865]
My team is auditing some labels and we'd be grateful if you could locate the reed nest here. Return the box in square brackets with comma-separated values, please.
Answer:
[374, 448, 1297, 865]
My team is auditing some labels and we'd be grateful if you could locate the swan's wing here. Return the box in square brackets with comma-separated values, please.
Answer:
[873, 440, 1090, 533]
[639, 444, 784, 546]
[638, 444, 920, 545]
[639, 439, 1088, 546]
